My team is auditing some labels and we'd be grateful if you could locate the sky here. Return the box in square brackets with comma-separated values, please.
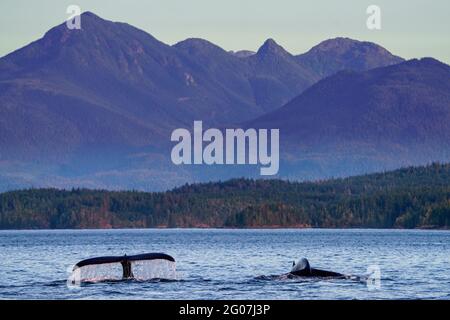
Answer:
[0, 0, 449, 63]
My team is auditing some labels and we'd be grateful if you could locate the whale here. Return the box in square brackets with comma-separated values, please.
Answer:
[254, 257, 348, 281]
[289, 258, 345, 278]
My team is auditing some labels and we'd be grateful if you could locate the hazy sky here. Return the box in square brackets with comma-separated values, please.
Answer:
[0, 0, 449, 63]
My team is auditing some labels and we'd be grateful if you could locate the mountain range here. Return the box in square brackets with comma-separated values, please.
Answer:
[0, 11, 449, 191]
[249, 57, 450, 179]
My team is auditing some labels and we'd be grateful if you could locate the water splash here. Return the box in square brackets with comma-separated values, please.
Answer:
[132, 260, 178, 281]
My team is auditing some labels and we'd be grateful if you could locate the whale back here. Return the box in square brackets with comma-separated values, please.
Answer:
[291, 258, 311, 276]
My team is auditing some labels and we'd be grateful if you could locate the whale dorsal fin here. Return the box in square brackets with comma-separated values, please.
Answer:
[291, 258, 311, 275]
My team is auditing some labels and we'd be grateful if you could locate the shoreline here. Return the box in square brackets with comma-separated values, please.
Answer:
[1, 226, 449, 232]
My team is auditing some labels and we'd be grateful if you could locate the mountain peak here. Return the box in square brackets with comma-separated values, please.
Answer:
[53, 10, 107, 31]
[306, 37, 403, 61]
[310, 37, 365, 52]
[257, 38, 290, 56]
[174, 38, 225, 53]
[296, 37, 404, 77]
[41, 10, 114, 42]
[80, 11, 101, 19]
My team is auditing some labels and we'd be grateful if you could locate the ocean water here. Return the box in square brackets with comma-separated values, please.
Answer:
[0, 229, 449, 300]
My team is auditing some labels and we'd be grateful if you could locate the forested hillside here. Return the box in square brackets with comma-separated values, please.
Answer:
[0, 163, 449, 229]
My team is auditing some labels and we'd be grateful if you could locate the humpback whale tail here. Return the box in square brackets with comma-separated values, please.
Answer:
[71, 252, 176, 282]
[290, 258, 344, 278]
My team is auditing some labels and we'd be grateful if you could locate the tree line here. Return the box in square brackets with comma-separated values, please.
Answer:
[0, 163, 449, 229]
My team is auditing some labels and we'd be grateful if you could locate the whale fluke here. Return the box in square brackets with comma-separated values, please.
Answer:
[74, 252, 175, 269]
[73, 252, 176, 280]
